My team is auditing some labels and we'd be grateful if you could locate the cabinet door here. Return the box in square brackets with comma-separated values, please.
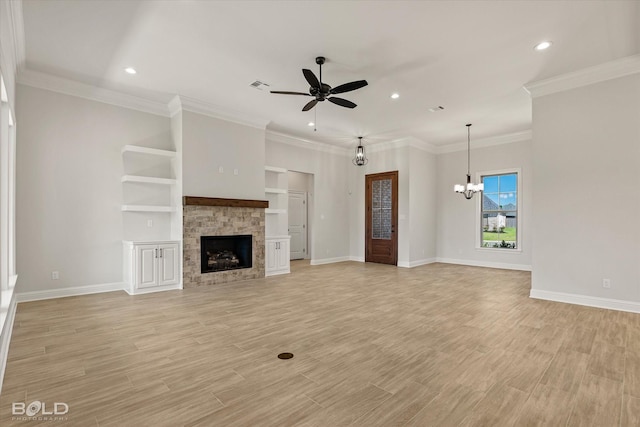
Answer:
[266, 240, 278, 272]
[136, 244, 158, 288]
[276, 240, 290, 270]
[158, 243, 180, 286]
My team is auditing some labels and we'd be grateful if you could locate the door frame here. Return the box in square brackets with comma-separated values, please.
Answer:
[365, 171, 398, 265]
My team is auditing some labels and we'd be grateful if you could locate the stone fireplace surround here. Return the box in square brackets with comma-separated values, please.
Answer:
[183, 197, 267, 288]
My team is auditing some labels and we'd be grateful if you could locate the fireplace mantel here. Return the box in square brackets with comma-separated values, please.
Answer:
[183, 196, 268, 209]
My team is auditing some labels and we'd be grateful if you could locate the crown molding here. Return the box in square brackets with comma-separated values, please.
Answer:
[17, 69, 171, 116]
[435, 130, 532, 154]
[174, 95, 270, 130]
[367, 136, 436, 155]
[524, 54, 640, 98]
[7, 0, 26, 71]
[265, 130, 350, 156]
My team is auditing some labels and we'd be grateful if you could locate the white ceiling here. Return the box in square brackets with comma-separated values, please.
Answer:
[20, 0, 640, 147]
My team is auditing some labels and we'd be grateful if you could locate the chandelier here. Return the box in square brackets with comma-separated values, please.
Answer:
[454, 124, 483, 199]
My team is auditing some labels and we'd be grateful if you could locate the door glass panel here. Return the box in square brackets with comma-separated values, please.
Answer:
[372, 178, 392, 240]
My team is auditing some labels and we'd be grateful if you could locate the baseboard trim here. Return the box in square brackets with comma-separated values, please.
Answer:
[0, 290, 18, 394]
[123, 284, 182, 295]
[435, 258, 532, 271]
[349, 257, 365, 263]
[17, 282, 125, 303]
[398, 258, 437, 268]
[265, 269, 290, 277]
[310, 256, 351, 266]
[530, 289, 640, 314]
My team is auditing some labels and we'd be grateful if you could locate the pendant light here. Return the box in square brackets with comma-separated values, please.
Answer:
[454, 124, 483, 199]
[352, 136, 368, 166]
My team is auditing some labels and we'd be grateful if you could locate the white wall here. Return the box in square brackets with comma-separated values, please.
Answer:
[182, 111, 265, 200]
[437, 140, 533, 270]
[531, 73, 640, 304]
[409, 146, 437, 264]
[16, 85, 172, 293]
[265, 135, 350, 263]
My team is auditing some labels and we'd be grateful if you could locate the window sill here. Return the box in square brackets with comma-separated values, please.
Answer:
[475, 246, 522, 253]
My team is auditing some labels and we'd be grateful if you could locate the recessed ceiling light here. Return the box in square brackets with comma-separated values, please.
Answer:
[534, 41, 552, 51]
[390, 93, 400, 99]
[308, 122, 315, 127]
[124, 67, 137, 75]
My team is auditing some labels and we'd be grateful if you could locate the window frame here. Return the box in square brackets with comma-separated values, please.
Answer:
[475, 168, 522, 252]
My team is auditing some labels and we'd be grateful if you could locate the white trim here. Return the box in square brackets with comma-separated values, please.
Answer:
[0, 289, 17, 394]
[177, 95, 269, 130]
[123, 283, 181, 296]
[436, 257, 531, 271]
[265, 269, 290, 277]
[367, 136, 436, 155]
[310, 256, 352, 266]
[16, 282, 125, 303]
[121, 175, 177, 185]
[7, 0, 26, 70]
[17, 69, 170, 117]
[435, 130, 532, 154]
[266, 130, 350, 156]
[398, 258, 437, 268]
[530, 289, 640, 314]
[121, 145, 177, 157]
[475, 168, 522, 252]
[264, 165, 288, 174]
[349, 256, 365, 262]
[121, 205, 175, 213]
[524, 54, 640, 98]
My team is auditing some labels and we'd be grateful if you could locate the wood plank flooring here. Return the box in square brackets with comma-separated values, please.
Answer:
[1, 261, 639, 426]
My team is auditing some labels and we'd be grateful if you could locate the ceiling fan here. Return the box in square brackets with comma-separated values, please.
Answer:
[271, 56, 368, 111]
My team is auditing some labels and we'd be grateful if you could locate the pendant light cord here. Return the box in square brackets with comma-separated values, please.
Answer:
[466, 124, 471, 176]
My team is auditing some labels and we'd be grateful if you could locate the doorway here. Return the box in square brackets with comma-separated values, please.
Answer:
[365, 171, 398, 265]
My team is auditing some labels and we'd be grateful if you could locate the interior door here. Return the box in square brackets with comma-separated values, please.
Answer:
[288, 190, 307, 260]
[365, 171, 398, 265]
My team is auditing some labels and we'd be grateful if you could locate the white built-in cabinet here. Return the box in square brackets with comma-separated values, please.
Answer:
[265, 236, 291, 276]
[123, 241, 180, 294]
[121, 143, 182, 293]
[265, 166, 290, 276]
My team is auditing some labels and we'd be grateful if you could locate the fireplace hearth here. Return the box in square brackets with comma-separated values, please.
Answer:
[201, 235, 252, 274]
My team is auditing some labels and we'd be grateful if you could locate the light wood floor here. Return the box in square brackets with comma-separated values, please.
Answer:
[1, 261, 639, 426]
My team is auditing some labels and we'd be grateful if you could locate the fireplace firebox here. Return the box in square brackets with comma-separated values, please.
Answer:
[201, 235, 252, 274]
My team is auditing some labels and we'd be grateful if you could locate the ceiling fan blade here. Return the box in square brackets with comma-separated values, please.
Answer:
[302, 69, 321, 88]
[302, 99, 318, 111]
[270, 91, 312, 96]
[328, 97, 357, 109]
[330, 80, 368, 94]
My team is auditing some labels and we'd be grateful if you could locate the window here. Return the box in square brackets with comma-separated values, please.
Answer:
[479, 171, 519, 249]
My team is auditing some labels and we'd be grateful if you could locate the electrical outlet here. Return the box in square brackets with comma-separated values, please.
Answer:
[218, 166, 224, 173]
[51, 271, 59, 280]
[603, 278, 611, 288]
[147, 219, 153, 227]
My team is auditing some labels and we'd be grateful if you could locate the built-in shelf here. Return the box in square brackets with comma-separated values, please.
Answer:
[121, 205, 175, 213]
[122, 175, 177, 185]
[265, 165, 287, 174]
[122, 145, 177, 158]
[265, 208, 286, 214]
[265, 187, 287, 194]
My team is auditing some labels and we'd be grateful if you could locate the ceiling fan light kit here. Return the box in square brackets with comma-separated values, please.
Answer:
[454, 124, 483, 199]
[271, 56, 368, 112]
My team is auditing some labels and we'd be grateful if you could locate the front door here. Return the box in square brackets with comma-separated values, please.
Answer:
[365, 171, 398, 265]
